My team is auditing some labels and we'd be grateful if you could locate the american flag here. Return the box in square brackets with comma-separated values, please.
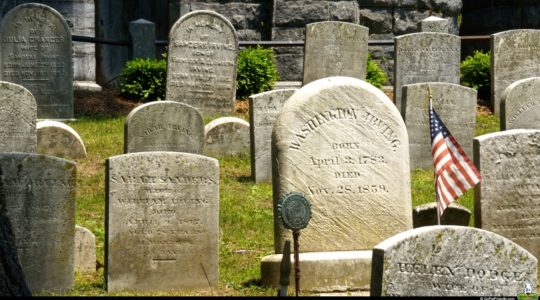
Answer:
[429, 96, 481, 218]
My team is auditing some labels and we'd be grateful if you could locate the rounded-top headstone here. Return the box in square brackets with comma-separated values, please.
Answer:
[0, 3, 73, 119]
[501, 77, 540, 130]
[418, 16, 449, 33]
[272, 76, 412, 253]
[36, 120, 87, 159]
[125, 101, 204, 154]
[0, 81, 36, 152]
[371, 226, 537, 296]
[204, 116, 250, 157]
[166, 10, 238, 117]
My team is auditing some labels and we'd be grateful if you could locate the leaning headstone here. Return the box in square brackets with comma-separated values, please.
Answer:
[371, 226, 537, 296]
[124, 101, 204, 154]
[262, 76, 412, 292]
[0, 3, 74, 119]
[106, 152, 219, 292]
[418, 16, 449, 33]
[402, 82, 476, 170]
[412, 202, 471, 228]
[501, 77, 540, 130]
[36, 120, 87, 159]
[249, 89, 297, 183]
[474, 129, 540, 262]
[204, 117, 250, 157]
[492, 29, 540, 117]
[74, 225, 96, 273]
[394, 32, 460, 112]
[0, 153, 76, 293]
[303, 21, 369, 85]
[0, 81, 36, 153]
[166, 10, 238, 117]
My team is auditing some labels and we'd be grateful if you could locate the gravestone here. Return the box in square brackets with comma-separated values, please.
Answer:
[0, 3, 73, 119]
[129, 19, 156, 59]
[303, 21, 369, 85]
[204, 117, 250, 157]
[394, 32, 460, 112]
[371, 226, 537, 296]
[474, 129, 540, 262]
[492, 29, 540, 117]
[412, 202, 471, 228]
[106, 152, 219, 292]
[0, 153, 76, 293]
[0, 210, 31, 296]
[262, 76, 412, 292]
[249, 89, 297, 183]
[501, 77, 540, 130]
[419, 16, 449, 33]
[74, 225, 96, 273]
[166, 10, 238, 117]
[0, 81, 36, 153]
[402, 82, 476, 170]
[124, 101, 204, 154]
[36, 120, 87, 159]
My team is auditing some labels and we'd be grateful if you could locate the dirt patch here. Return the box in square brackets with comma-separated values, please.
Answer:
[74, 88, 142, 118]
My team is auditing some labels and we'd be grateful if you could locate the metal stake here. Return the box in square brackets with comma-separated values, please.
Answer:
[293, 230, 300, 297]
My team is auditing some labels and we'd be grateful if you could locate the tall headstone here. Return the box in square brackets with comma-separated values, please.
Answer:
[371, 226, 537, 296]
[106, 152, 219, 292]
[492, 30, 540, 117]
[124, 101, 204, 154]
[0, 4, 73, 119]
[0, 81, 36, 153]
[419, 16, 449, 33]
[262, 76, 412, 292]
[249, 89, 297, 183]
[474, 129, 540, 262]
[501, 77, 540, 130]
[36, 120, 87, 159]
[402, 82, 476, 170]
[204, 117, 250, 157]
[0, 153, 76, 293]
[166, 10, 238, 117]
[302, 21, 369, 85]
[394, 32, 460, 112]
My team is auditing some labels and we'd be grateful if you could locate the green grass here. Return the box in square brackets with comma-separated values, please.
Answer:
[41, 107, 500, 296]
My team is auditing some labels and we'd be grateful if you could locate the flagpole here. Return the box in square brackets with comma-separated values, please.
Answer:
[427, 86, 442, 226]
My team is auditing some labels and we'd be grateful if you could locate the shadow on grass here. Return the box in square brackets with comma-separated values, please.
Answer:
[241, 278, 263, 288]
[237, 175, 252, 183]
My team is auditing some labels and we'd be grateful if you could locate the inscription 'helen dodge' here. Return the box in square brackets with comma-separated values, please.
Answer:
[106, 152, 219, 292]
[0, 3, 73, 119]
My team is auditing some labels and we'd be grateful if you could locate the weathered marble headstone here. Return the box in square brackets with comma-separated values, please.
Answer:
[474, 129, 540, 262]
[0, 81, 36, 152]
[36, 120, 87, 159]
[303, 21, 369, 85]
[0, 3, 74, 119]
[125, 101, 204, 154]
[166, 10, 238, 117]
[249, 89, 297, 183]
[106, 152, 219, 292]
[492, 30, 540, 117]
[419, 16, 449, 33]
[0, 153, 76, 293]
[402, 82, 476, 170]
[412, 202, 471, 228]
[394, 32, 460, 112]
[74, 225, 96, 273]
[371, 226, 537, 296]
[262, 76, 412, 292]
[501, 77, 540, 130]
[204, 117, 250, 157]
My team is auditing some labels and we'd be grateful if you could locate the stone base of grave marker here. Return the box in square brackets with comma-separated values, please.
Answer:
[73, 81, 102, 93]
[261, 250, 371, 293]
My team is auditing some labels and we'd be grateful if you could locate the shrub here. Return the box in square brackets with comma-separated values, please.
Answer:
[366, 54, 388, 88]
[236, 45, 279, 99]
[460, 50, 490, 101]
[119, 58, 166, 102]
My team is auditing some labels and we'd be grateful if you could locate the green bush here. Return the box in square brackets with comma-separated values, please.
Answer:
[236, 46, 279, 99]
[366, 54, 388, 88]
[119, 58, 166, 102]
[460, 50, 490, 101]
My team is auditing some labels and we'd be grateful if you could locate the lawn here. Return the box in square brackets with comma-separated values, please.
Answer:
[38, 99, 500, 296]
